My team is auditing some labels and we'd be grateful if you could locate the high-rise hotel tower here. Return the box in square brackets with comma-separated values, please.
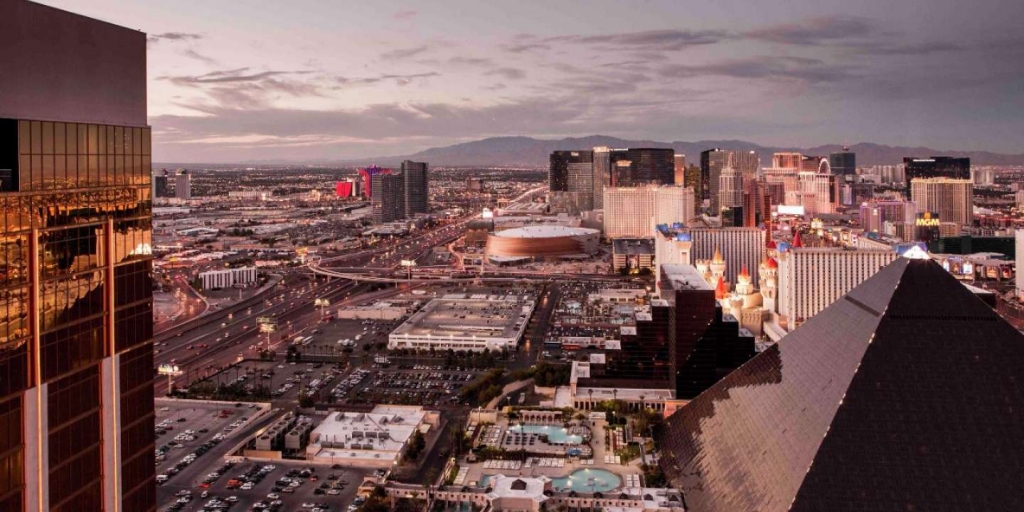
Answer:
[0, 2, 155, 511]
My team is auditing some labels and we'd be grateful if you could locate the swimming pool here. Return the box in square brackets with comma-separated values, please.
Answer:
[509, 424, 584, 444]
[551, 468, 621, 493]
[481, 469, 621, 493]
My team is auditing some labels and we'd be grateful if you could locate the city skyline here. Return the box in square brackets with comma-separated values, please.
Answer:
[34, 0, 1024, 162]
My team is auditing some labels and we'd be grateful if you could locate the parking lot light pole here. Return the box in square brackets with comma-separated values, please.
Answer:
[315, 298, 330, 319]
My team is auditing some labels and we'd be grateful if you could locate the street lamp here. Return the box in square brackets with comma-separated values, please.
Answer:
[157, 364, 182, 395]
[400, 259, 417, 283]
[314, 298, 330, 319]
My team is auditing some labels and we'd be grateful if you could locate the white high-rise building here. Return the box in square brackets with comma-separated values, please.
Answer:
[603, 186, 695, 239]
[910, 178, 973, 230]
[776, 248, 898, 327]
[797, 172, 838, 215]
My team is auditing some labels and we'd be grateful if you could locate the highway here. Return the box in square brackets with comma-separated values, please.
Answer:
[152, 216, 484, 396]
[153, 277, 363, 395]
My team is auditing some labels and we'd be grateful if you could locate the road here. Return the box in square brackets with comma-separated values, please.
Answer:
[154, 277, 363, 395]
[153, 217, 469, 396]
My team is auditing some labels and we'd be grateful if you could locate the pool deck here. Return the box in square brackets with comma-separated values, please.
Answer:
[462, 418, 643, 489]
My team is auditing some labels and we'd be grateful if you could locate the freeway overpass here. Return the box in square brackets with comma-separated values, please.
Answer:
[307, 262, 623, 283]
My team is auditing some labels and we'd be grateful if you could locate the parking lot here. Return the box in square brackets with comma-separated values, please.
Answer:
[335, 365, 480, 407]
[182, 359, 348, 403]
[163, 458, 371, 512]
[294, 317, 402, 359]
[155, 400, 270, 494]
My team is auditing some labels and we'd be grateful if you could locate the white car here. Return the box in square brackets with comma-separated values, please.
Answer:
[267, 493, 280, 499]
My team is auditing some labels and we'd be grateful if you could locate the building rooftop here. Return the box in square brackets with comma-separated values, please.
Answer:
[612, 238, 655, 254]
[308, 405, 427, 460]
[660, 264, 713, 291]
[390, 295, 534, 341]
[494, 225, 599, 239]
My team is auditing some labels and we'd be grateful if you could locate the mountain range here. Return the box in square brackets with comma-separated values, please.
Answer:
[352, 135, 1024, 168]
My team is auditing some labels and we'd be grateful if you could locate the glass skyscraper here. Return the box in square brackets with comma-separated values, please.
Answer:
[401, 160, 429, 216]
[0, 2, 155, 511]
[903, 156, 970, 191]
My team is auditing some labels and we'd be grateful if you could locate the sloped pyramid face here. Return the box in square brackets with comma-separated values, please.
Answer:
[657, 258, 1024, 511]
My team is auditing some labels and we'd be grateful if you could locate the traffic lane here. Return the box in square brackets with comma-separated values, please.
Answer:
[155, 281, 357, 369]
[158, 298, 346, 395]
[153, 273, 298, 340]
[157, 279, 349, 355]
[154, 274, 337, 343]
[154, 280, 368, 396]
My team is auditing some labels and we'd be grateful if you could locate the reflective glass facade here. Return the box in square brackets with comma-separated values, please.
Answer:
[609, 148, 674, 188]
[0, 118, 155, 511]
[903, 156, 970, 191]
[658, 259, 1024, 511]
[579, 303, 673, 389]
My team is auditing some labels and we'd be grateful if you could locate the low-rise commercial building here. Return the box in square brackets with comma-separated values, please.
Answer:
[389, 294, 536, 352]
[305, 405, 439, 468]
[198, 266, 258, 289]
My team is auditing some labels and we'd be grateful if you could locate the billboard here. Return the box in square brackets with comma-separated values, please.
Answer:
[777, 205, 805, 216]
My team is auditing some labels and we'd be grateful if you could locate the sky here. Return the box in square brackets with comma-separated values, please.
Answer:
[39, 0, 1024, 163]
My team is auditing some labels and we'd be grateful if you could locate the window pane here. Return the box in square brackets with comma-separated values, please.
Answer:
[87, 125, 97, 155]
[54, 123, 66, 155]
[65, 123, 77, 155]
[41, 122, 53, 155]
[18, 120, 30, 154]
[30, 122, 41, 154]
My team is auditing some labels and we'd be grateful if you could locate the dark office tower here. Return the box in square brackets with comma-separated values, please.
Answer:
[658, 257, 1024, 512]
[699, 149, 715, 202]
[548, 151, 573, 192]
[592, 147, 611, 209]
[153, 170, 169, 198]
[358, 164, 390, 198]
[0, 2, 155, 511]
[829, 147, 856, 176]
[371, 172, 405, 223]
[565, 151, 595, 210]
[683, 164, 702, 199]
[660, 265, 754, 399]
[400, 160, 429, 216]
[903, 156, 970, 191]
[576, 301, 673, 390]
[610, 148, 674, 187]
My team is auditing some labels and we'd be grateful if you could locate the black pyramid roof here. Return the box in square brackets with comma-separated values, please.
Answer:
[657, 257, 1024, 511]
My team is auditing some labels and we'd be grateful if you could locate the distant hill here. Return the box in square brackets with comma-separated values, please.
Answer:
[351, 136, 1024, 168]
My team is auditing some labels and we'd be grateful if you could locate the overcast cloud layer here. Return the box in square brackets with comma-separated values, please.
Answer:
[41, 0, 1024, 162]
